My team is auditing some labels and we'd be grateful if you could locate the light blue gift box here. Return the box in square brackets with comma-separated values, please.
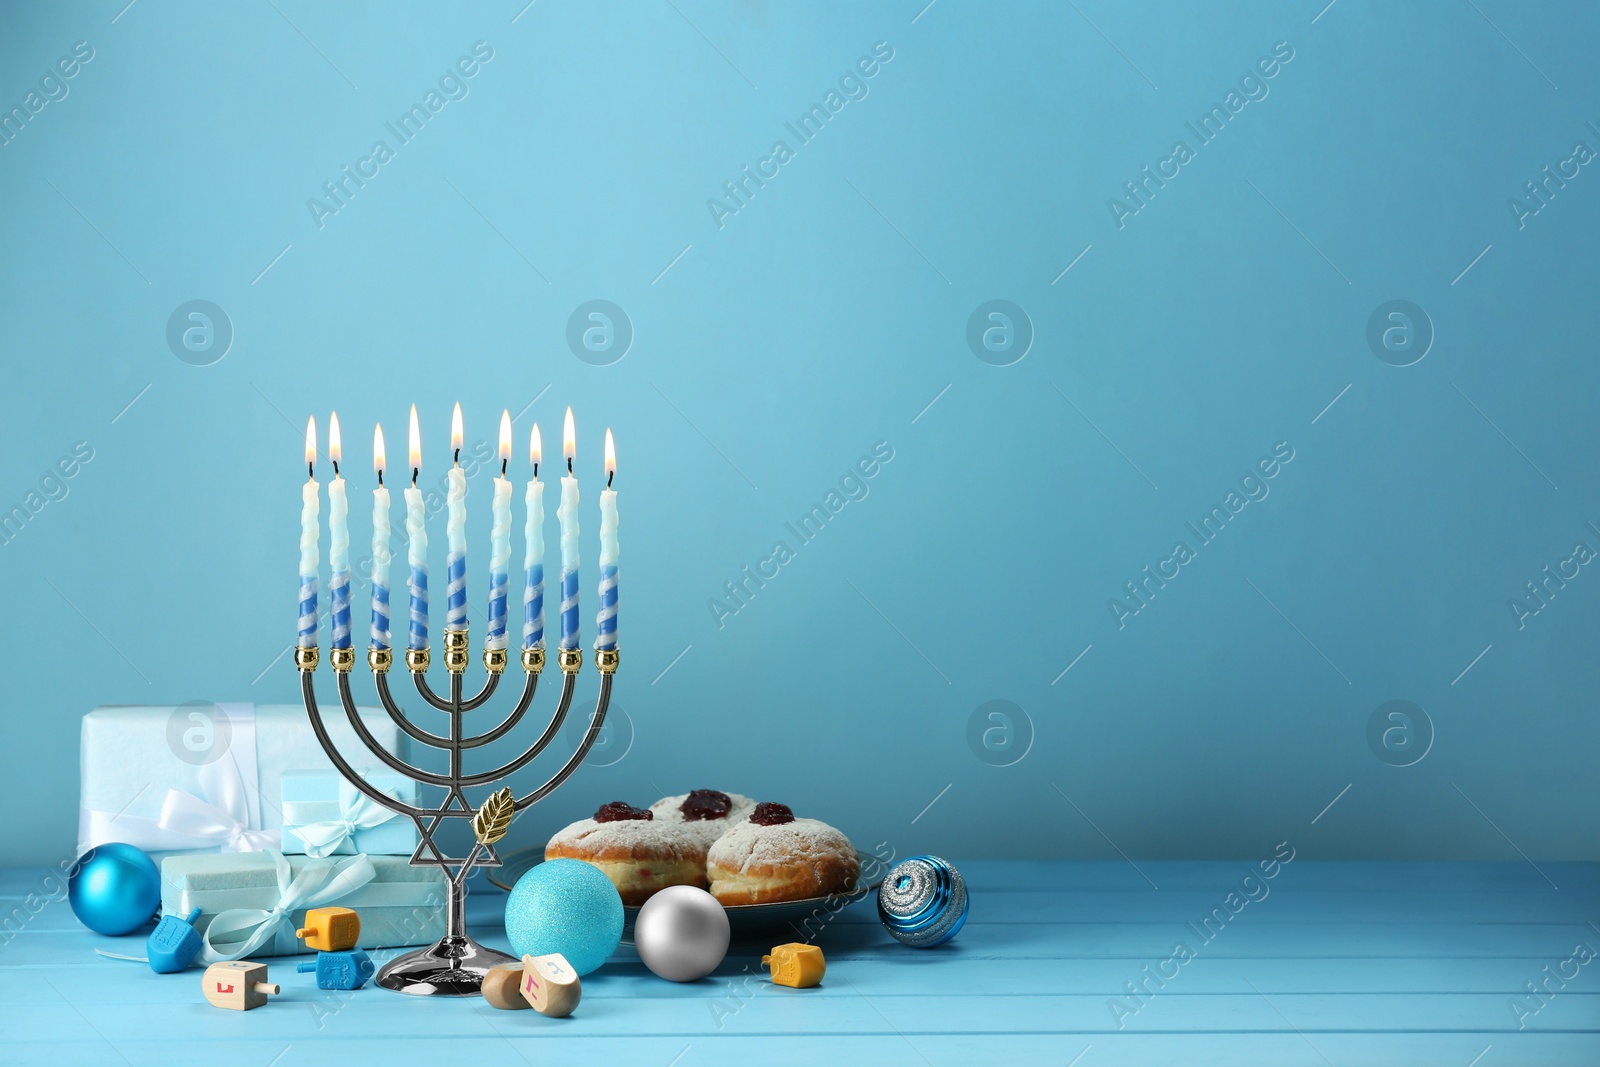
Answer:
[280, 770, 420, 857]
[78, 703, 409, 857]
[161, 850, 447, 961]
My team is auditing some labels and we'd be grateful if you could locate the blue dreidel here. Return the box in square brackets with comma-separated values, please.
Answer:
[297, 948, 374, 990]
[146, 908, 204, 974]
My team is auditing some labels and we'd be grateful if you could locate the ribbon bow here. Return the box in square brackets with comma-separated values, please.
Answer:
[200, 850, 375, 963]
[288, 781, 400, 858]
[157, 758, 278, 853]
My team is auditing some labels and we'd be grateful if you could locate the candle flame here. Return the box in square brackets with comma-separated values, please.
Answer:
[304, 416, 317, 471]
[451, 402, 464, 460]
[498, 409, 512, 466]
[373, 423, 386, 474]
[328, 412, 342, 470]
[562, 407, 575, 461]
[408, 404, 421, 472]
[604, 428, 616, 477]
[530, 423, 542, 469]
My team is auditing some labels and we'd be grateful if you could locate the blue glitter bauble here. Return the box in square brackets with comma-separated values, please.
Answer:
[504, 859, 624, 976]
[877, 855, 968, 948]
[68, 843, 161, 936]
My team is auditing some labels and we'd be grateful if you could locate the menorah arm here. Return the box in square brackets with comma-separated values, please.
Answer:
[459, 671, 540, 750]
[410, 669, 456, 713]
[514, 672, 613, 811]
[301, 670, 428, 819]
[373, 670, 453, 748]
[457, 670, 578, 788]
[332, 669, 461, 789]
[459, 668, 503, 712]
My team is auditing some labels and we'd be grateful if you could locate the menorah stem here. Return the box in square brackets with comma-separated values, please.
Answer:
[445, 877, 468, 940]
[451, 844, 484, 892]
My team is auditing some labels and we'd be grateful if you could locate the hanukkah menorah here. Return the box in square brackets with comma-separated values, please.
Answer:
[296, 635, 617, 996]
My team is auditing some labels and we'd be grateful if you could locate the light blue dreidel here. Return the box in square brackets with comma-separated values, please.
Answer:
[298, 949, 375, 990]
[146, 908, 204, 974]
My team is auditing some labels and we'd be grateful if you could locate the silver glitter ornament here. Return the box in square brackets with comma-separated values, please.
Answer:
[878, 855, 968, 948]
[634, 885, 730, 981]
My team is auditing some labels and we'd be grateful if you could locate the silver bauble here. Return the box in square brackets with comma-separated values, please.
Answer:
[634, 885, 730, 982]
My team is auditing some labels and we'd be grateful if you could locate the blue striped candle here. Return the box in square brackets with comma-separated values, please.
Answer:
[404, 484, 428, 651]
[595, 484, 618, 652]
[371, 478, 392, 651]
[557, 473, 579, 651]
[486, 472, 511, 650]
[328, 468, 351, 651]
[445, 466, 467, 631]
[523, 469, 545, 650]
[297, 456, 319, 649]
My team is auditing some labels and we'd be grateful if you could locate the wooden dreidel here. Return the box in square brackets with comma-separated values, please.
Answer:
[202, 961, 280, 1010]
[146, 907, 203, 974]
[297, 949, 374, 990]
[481, 962, 530, 1010]
[763, 943, 826, 988]
[296, 906, 360, 952]
[518, 953, 581, 1017]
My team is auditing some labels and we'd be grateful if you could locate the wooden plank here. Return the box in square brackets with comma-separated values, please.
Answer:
[5, 990, 1600, 1038]
[1, 1035, 1594, 1067]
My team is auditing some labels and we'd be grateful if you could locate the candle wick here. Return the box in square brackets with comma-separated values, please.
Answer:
[378, 469, 384, 487]
[501, 458, 507, 477]
[533, 462, 539, 479]
[412, 467, 418, 488]
[308, 461, 314, 480]
[567, 457, 573, 475]
[332, 460, 339, 476]
[607, 469, 613, 488]
[454, 448, 460, 466]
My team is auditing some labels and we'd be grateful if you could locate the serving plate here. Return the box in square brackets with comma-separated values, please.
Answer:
[487, 847, 887, 939]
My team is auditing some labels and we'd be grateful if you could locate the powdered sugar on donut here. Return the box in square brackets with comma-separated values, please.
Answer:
[707, 817, 854, 875]
[547, 817, 703, 861]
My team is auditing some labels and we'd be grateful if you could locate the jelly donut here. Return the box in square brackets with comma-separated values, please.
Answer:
[706, 803, 859, 906]
[546, 802, 706, 906]
[648, 789, 756, 849]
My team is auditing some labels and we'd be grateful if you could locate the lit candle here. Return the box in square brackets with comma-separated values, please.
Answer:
[298, 417, 319, 649]
[523, 423, 546, 651]
[327, 413, 352, 651]
[371, 423, 392, 651]
[404, 405, 429, 652]
[557, 407, 580, 651]
[595, 429, 619, 653]
[486, 410, 512, 652]
[445, 402, 468, 632]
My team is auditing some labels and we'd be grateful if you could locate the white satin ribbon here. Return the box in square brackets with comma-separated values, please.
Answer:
[79, 703, 267, 854]
[156, 756, 277, 853]
[285, 781, 400, 858]
[199, 850, 376, 963]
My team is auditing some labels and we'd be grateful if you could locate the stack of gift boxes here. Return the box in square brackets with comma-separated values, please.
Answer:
[78, 703, 447, 963]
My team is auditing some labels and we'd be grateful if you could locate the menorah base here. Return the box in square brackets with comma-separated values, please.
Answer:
[378, 935, 517, 996]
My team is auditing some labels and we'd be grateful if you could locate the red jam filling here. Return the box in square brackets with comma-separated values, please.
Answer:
[680, 789, 734, 822]
[594, 801, 652, 823]
[750, 802, 794, 826]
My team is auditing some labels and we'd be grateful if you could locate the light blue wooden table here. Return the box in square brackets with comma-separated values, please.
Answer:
[4, 861, 1598, 1065]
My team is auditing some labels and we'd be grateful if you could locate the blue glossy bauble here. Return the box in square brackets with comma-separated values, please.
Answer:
[68, 843, 161, 936]
[504, 859, 624, 976]
[877, 855, 968, 948]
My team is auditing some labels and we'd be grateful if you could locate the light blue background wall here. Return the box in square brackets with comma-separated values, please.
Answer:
[3, 0, 1597, 867]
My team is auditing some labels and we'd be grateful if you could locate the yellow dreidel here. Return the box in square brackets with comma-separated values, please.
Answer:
[202, 961, 281, 1010]
[763, 943, 826, 988]
[296, 906, 361, 952]
[518, 953, 581, 1017]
